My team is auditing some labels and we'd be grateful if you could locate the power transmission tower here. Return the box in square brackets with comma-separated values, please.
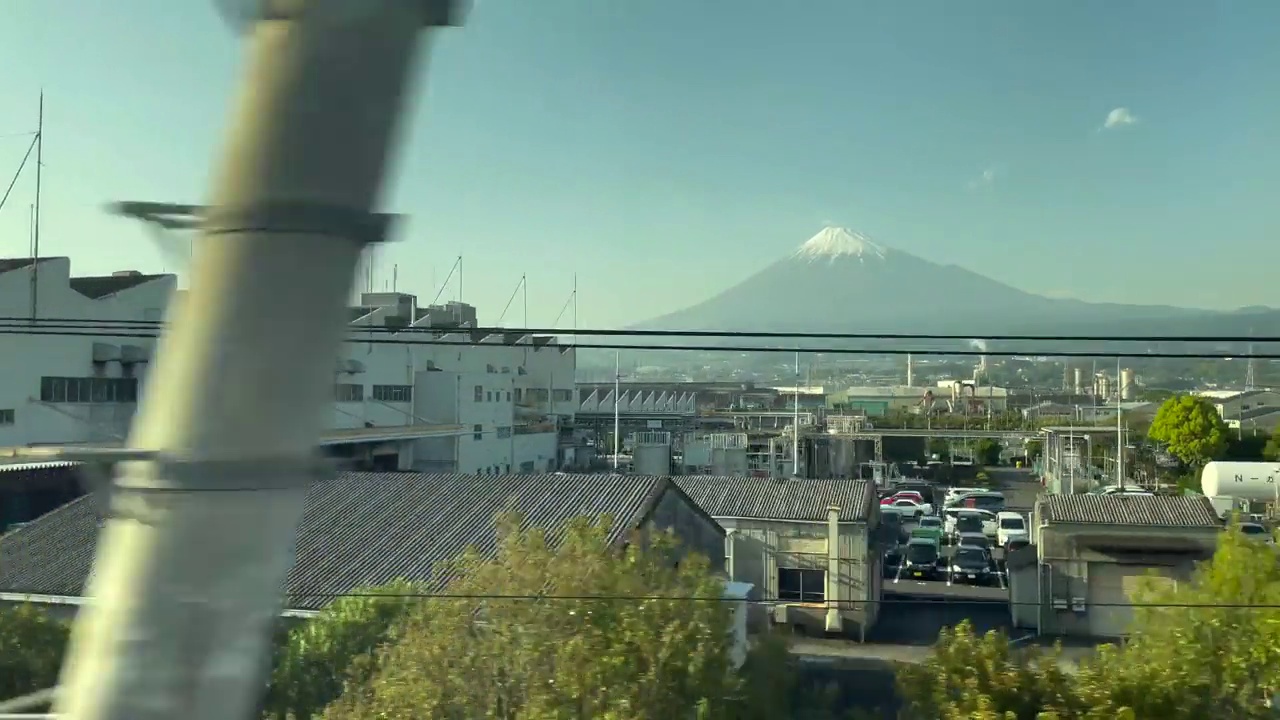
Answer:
[48, 3, 465, 720]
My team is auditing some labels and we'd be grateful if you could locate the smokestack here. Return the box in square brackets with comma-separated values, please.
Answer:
[1073, 367, 1083, 395]
[824, 505, 842, 633]
[906, 353, 914, 387]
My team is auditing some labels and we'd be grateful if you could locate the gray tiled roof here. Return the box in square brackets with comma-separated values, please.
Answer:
[1042, 494, 1221, 528]
[674, 476, 873, 522]
[0, 472, 710, 611]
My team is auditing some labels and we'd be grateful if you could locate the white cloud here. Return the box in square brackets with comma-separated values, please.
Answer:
[1102, 107, 1138, 130]
[966, 165, 1000, 190]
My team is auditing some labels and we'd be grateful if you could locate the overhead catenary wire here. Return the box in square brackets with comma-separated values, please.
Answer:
[0, 326, 1275, 358]
[1, 316, 1278, 344]
[4, 585, 1277, 609]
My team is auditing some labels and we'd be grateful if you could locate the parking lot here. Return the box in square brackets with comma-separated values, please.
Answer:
[881, 467, 1039, 602]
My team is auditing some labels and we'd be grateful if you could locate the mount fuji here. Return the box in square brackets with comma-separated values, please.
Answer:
[636, 227, 1274, 339]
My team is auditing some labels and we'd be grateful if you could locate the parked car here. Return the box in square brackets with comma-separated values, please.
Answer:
[945, 508, 997, 541]
[1004, 538, 1031, 555]
[900, 538, 942, 580]
[882, 547, 903, 578]
[912, 516, 945, 544]
[1094, 485, 1154, 496]
[949, 491, 1006, 513]
[1237, 522, 1275, 545]
[880, 497, 933, 520]
[996, 511, 1029, 547]
[944, 487, 984, 506]
[948, 545, 995, 586]
[877, 511, 910, 545]
[955, 531, 990, 552]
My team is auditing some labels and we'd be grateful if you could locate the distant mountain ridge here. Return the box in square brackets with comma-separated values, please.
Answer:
[635, 227, 1280, 344]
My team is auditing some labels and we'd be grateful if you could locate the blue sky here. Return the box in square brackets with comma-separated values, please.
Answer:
[1, 0, 1278, 328]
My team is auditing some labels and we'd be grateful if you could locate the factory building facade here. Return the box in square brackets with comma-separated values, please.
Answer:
[0, 258, 578, 476]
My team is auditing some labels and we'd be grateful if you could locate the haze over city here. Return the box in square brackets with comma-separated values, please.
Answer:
[2, 3, 1280, 719]
[3, 1, 1280, 327]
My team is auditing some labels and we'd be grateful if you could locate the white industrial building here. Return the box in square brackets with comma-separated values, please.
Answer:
[0, 258, 172, 446]
[0, 258, 578, 475]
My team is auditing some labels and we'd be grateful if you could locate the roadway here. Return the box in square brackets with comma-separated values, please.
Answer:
[877, 467, 1041, 635]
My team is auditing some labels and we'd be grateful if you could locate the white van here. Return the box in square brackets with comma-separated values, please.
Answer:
[996, 511, 1028, 547]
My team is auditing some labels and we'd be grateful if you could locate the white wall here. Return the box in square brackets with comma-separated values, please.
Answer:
[0, 259, 173, 448]
[0, 268, 576, 474]
[339, 298, 577, 474]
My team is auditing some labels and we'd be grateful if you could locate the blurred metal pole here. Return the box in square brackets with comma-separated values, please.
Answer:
[53, 2, 463, 719]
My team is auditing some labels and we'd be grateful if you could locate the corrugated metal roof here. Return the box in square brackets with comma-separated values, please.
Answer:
[1042, 494, 1221, 528]
[0, 472, 707, 611]
[0, 461, 82, 473]
[674, 476, 872, 522]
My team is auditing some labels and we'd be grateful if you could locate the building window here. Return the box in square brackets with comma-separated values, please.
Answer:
[487, 391, 494, 402]
[506, 391, 512, 402]
[553, 389, 573, 402]
[0, 409, 13, 425]
[474, 385, 484, 402]
[39, 377, 138, 404]
[496, 426, 512, 439]
[519, 461, 535, 473]
[372, 384, 412, 402]
[514, 388, 523, 402]
[334, 383, 364, 402]
[777, 568, 825, 603]
[473, 424, 483, 441]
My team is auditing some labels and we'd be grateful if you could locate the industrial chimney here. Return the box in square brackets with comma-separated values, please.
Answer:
[1072, 367, 1083, 395]
[906, 353, 914, 387]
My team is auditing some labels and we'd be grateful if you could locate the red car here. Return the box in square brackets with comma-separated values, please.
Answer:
[880, 490, 925, 505]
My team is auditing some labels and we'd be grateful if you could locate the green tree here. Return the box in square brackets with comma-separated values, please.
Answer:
[0, 604, 70, 701]
[263, 579, 425, 720]
[1263, 421, 1280, 462]
[321, 513, 781, 719]
[895, 528, 1280, 719]
[896, 622, 1094, 719]
[1099, 525, 1280, 717]
[1025, 439, 1044, 461]
[975, 438, 1002, 466]
[1147, 395, 1228, 467]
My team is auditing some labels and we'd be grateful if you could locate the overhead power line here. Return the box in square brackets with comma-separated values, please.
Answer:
[0, 326, 1273, 358]
[3, 585, 1278, 609]
[0, 317, 1277, 344]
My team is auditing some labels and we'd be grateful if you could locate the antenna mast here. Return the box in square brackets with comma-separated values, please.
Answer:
[29, 92, 43, 325]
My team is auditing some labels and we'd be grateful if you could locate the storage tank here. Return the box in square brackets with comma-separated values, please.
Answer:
[631, 431, 672, 476]
[1201, 461, 1280, 502]
[1072, 367, 1083, 395]
[1120, 368, 1136, 400]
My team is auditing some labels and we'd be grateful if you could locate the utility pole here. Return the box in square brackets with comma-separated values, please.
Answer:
[1116, 357, 1124, 490]
[613, 351, 621, 471]
[52, 3, 463, 720]
[792, 352, 800, 476]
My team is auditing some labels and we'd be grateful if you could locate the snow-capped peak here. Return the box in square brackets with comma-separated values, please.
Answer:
[792, 227, 887, 263]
